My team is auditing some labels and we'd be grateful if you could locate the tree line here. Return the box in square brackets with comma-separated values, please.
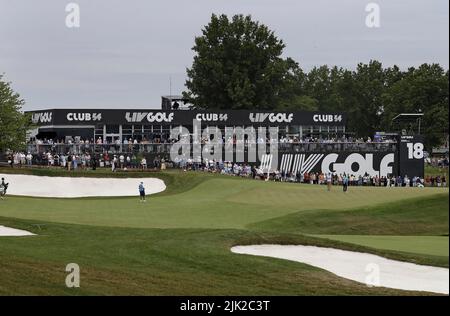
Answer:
[0, 74, 29, 153]
[184, 14, 449, 149]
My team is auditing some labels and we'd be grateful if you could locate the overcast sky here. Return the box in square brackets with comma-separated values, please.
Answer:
[0, 0, 448, 111]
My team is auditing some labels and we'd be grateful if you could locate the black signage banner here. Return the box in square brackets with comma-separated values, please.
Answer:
[247, 151, 397, 177]
[398, 135, 425, 178]
[169, 149, 398, 178]
[28, 109, 347, 126]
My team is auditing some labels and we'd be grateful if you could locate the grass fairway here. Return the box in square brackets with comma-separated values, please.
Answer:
[0, 175, 445, 229]
[311, 235, 449, 257]
[0, 168, 448, 295]
[250, 194, 449, 236]
[0, 220, 418, 296]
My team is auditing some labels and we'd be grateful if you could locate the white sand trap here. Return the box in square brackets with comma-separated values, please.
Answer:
[0, 225, 35, 237]
[0, 174, 166, 198]
[231, 245, 449, 294]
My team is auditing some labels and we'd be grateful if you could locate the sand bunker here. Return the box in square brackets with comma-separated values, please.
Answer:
[231, 245, 449, 294]
[0, 174, 166, 198]
[0, 225, 35, 237]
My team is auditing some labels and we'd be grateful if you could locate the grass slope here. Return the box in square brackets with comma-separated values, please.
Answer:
[0, 168, 448, 295]
[425, 165, 449, 178]
[249, 194, 449, 236]
[311, 235, 448, 257]
[0, 217, 437, 296]
[0, 174, 445, 229]
[248, 192, 449, 266]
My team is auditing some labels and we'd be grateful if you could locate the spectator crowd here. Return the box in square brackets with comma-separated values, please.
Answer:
[4, 144, 448, 189]
[174, 159, 447, 188]
[29, 134, 395, 147]
[5, 151, 167, 172]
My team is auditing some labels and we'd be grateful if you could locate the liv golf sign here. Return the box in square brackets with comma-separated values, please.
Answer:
[273, 152, 395, 177]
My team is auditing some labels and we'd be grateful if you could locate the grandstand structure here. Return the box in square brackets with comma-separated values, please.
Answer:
[24, 106, 424, 178]
[26, 109, 346, 143]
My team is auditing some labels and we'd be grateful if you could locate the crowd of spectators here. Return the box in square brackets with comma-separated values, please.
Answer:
[426, 156, 449, 168]
[26, 134, 399, 159]
[29, 134, 396, 147]
[5, 151, 167, 172]
[6, 137, 448, 189]
[6, 152, 33, 167]
[4, 150, 448, 188]
[424, 175, 448, 187]
[278, 135, 396, 144]
[174, 159, 447, 188]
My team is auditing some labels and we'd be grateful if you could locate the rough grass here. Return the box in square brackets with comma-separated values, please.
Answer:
[425, 165, 449, 178]
[248, 194, 449, 236]
[0, 167, 448, 295]
[0, 217, 440, 296]
[310, 235, 448, 257]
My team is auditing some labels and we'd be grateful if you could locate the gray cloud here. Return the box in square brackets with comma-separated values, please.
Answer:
[0, 0, 448, 110]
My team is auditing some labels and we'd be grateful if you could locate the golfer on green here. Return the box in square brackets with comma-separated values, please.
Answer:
[0, 177, 9, 200]
[138, 182, 146, 202]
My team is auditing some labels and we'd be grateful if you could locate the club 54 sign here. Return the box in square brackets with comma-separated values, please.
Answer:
[313, 114, 343, 123]
[66, 112, 102, 122]
[195, 113, 228, 122]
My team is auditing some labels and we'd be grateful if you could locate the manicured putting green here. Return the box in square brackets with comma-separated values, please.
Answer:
[0, 177, 445, 229]
[314, 235, 449, 257]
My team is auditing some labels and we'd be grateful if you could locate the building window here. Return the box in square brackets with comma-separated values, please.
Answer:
[106, 125, 119, 134]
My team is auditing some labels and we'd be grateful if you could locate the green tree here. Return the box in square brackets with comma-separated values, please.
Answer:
[303, 65, 332, 110]
[350, 60, 386, 137]
[382, 64, 449, 149]
[275, 61, 313, 111]
[0, 74, 29, 152]
[184, 14, 448, 147]
[184, 14, 296, 110]
[276, 95, 319, 112]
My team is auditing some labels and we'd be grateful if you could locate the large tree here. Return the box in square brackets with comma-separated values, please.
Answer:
[0, 74, 29, 152]
[381, 64, 449, 149]
[282, 60, 448, 147]
[350, 60, 386, 137]
[184, 14, 296, 110]
[183, 14, 448, 147]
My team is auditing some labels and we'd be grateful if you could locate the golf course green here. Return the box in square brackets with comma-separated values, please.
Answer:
[311, 235, 448, 257]
[0, 168, 448, 295]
